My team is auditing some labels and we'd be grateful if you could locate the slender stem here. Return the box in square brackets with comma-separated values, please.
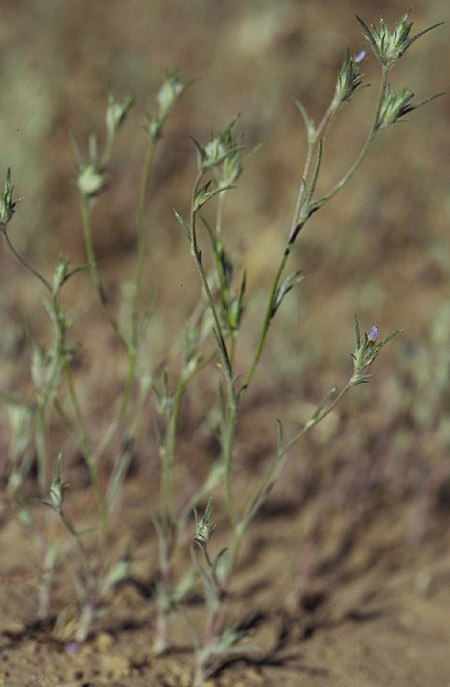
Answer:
[315, 100, 339, 143]
[230, 379, 355, 568]
[312, 66, 389, 210]
[286, 382, 352, 449]
[161, 346, 218, 531]
[100, 131, 115, 171]
[152, 513, 174, 654]
[190, 176, 232, 382]
[90, 140, 156, 464]
[47, 288, 107, 524]
[78, 190, 140, 513]
[241, 115, 318, 398]
[215, 191, 225, 238]
[239, 246, 291, 397]
[222, 396, 239, 528]
[290, 94, 336, 236]
[240, 67, 389, 400]
[190, 173, 239, 528]
[95, 346, 137, 458]
[58, 507, 97, 591]
[34, 406, 49, 492]
[192, 542, 221, 626]
[53, 398, 84, 446]
[33, 307, 69, 491]
[64, 362, 107, 524]
[4, 218, 107, 522]
[106, 369, 152, 510]
[132, 138, 156, 348]
[79, 193, 130, 352]
[3, 229, 52, 292]
[290, 140, 315, 236]
[161, 372, 190, 527]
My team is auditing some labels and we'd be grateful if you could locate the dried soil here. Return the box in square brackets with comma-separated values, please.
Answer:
[1, 423, 450, 687]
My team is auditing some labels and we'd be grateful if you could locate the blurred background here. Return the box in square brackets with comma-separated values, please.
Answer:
[0, 0, 449, 517]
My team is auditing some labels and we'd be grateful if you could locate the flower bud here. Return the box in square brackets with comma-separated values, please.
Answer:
[0, 168, 16, 230]
[106, 92, 133, 136]
[333, 49, 365, 106]
[367, 325, 380, 342]
[194, 498, 216, 546]
[77, 164, 108, 197]
[156, 70, 188, 120]
[44, 454, 70, 512]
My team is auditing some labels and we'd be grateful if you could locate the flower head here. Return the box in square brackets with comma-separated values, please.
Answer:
[356, 12, 443, 69]
[106, 92, 133, 136]
[148, 70, 190, 142]
[194, 498, 216, 546]
[334, 49, 365, 105]
[376, 84, 443, 129]
[156, 70, 189, 120]
[351, 314, 401, 385]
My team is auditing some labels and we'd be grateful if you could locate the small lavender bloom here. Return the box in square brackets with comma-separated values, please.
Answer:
[334, 49, 365, 105]
[355, 50, 366, 64]
[65, 641, 80, 654]
[367, 325, 379, 342]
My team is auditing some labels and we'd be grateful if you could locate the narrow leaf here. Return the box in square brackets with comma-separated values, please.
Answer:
[271, 271, 304, 319]
[276, 419, 284, 454]
[310, 386, 338, 424]
[353, 312, 361, 349]
[407, 21, 445, 50]
[173, 209, 192, 242]
[293, 98, 316, 143]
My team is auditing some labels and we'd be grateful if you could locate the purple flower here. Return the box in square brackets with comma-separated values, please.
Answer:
[367, 325, 379, 342]
[65, 641, 80, 655]
[355, 50, 366, 64]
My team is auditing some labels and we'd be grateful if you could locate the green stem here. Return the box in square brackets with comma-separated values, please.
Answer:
[190, 175, 233, 383]
[215, 191, 225, 238]
[230, 379, 355, 568]
[58, 506, 97, 592]
[240, 67, 389, 400]
[96, 139, 157, 467]
[162, 372, 190, 528]
[190, 173, 239, 527]
[48, 289, 107, 524]
[161, 347, 218, 530]
[100, 130, 115, 170]
[3, 229, 52, 292]
[63, 361, 106, 524]
[290, 138, 315, 237]
[34, 406, 49, 492]
[312, 66, 389, 211]
[222, 395, 239, 529]
[95, 347, 137, 458]
[89, 140, 157, 464]
[106, 369, 152, 510]
[79, 190, 139, 511]
[289, 91, 338, 242]
[132, 139, 156, 349]
[239, 246, 291, 397]
[79, 192, 130, 352]
[240, 118, 318, 398]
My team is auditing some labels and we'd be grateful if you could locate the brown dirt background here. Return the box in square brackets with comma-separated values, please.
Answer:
[1, 1, 450, 685]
